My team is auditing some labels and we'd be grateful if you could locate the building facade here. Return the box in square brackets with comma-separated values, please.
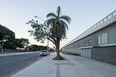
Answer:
[62, 10, 116, 65]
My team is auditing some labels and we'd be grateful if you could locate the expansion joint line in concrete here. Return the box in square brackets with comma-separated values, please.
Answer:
[54, 60, 75, 77]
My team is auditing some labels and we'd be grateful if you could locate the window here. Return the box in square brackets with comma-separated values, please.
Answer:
[98, 33, 108, 45]
[101, 33, 108, 45]
[88, 38, 92, 46]
[98, 35, 101, 45]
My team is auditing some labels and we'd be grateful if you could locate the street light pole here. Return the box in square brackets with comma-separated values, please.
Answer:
[34, 16, 49, 51]
[1, 42, 4, 53]
[47, 39, 49, 51]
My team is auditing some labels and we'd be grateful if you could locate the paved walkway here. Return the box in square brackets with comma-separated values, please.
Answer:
[11, 53, 116, 77]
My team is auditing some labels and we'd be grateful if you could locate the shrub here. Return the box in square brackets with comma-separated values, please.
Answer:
[61, 51, 80, 56]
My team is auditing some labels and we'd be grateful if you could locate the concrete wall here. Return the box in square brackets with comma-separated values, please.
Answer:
[91, 46, 116, 65]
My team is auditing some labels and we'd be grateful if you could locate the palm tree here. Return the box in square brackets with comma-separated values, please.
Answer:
[46, 6, 71, 59]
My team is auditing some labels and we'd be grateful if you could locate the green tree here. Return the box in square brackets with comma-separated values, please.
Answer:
[0, 24, 15, 41]
[15, 38, 29, 49]
[25, 44, 48, 51]
[27, 6, 71, 60]
[4, 41, 17, 49]
[0, 24, 15, 51]
[3, 38, 29, 49]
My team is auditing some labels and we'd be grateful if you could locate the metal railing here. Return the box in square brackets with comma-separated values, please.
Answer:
[81, 10, 116, 35]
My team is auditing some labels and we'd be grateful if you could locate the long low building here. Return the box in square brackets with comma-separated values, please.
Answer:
[62, 10, 116, 65]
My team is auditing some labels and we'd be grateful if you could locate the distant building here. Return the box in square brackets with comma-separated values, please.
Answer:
[62, 10, 116, 65]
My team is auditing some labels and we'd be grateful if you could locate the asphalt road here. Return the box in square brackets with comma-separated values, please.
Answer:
[0, 52, 43, 77]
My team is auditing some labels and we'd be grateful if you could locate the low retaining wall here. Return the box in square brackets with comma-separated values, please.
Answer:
[0, 49, 33, 52]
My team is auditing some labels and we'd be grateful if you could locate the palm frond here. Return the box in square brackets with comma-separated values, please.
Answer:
[57, 6, 61, 18]
[60, 15, 71, 24]
[46, 6, 71, 40]
[59, 20, 69, 30]
[46, 13, 57, 18]
[45, 18, 55, 27]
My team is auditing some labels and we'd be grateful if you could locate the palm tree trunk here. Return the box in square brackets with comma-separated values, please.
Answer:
[56, 44, 60, 57]
[56, 37, 60, 57]
[52, 37, 65, 60]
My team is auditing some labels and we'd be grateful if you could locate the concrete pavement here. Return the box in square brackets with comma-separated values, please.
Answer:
[11, 53, 116, 77]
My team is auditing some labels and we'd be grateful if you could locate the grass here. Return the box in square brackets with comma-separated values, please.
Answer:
[61, 51, 80, 56]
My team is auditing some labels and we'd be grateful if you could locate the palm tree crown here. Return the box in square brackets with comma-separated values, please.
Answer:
[46, 6, 71, 40]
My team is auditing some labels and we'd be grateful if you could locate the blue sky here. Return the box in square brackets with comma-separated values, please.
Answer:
[0, 0, 116, 48]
